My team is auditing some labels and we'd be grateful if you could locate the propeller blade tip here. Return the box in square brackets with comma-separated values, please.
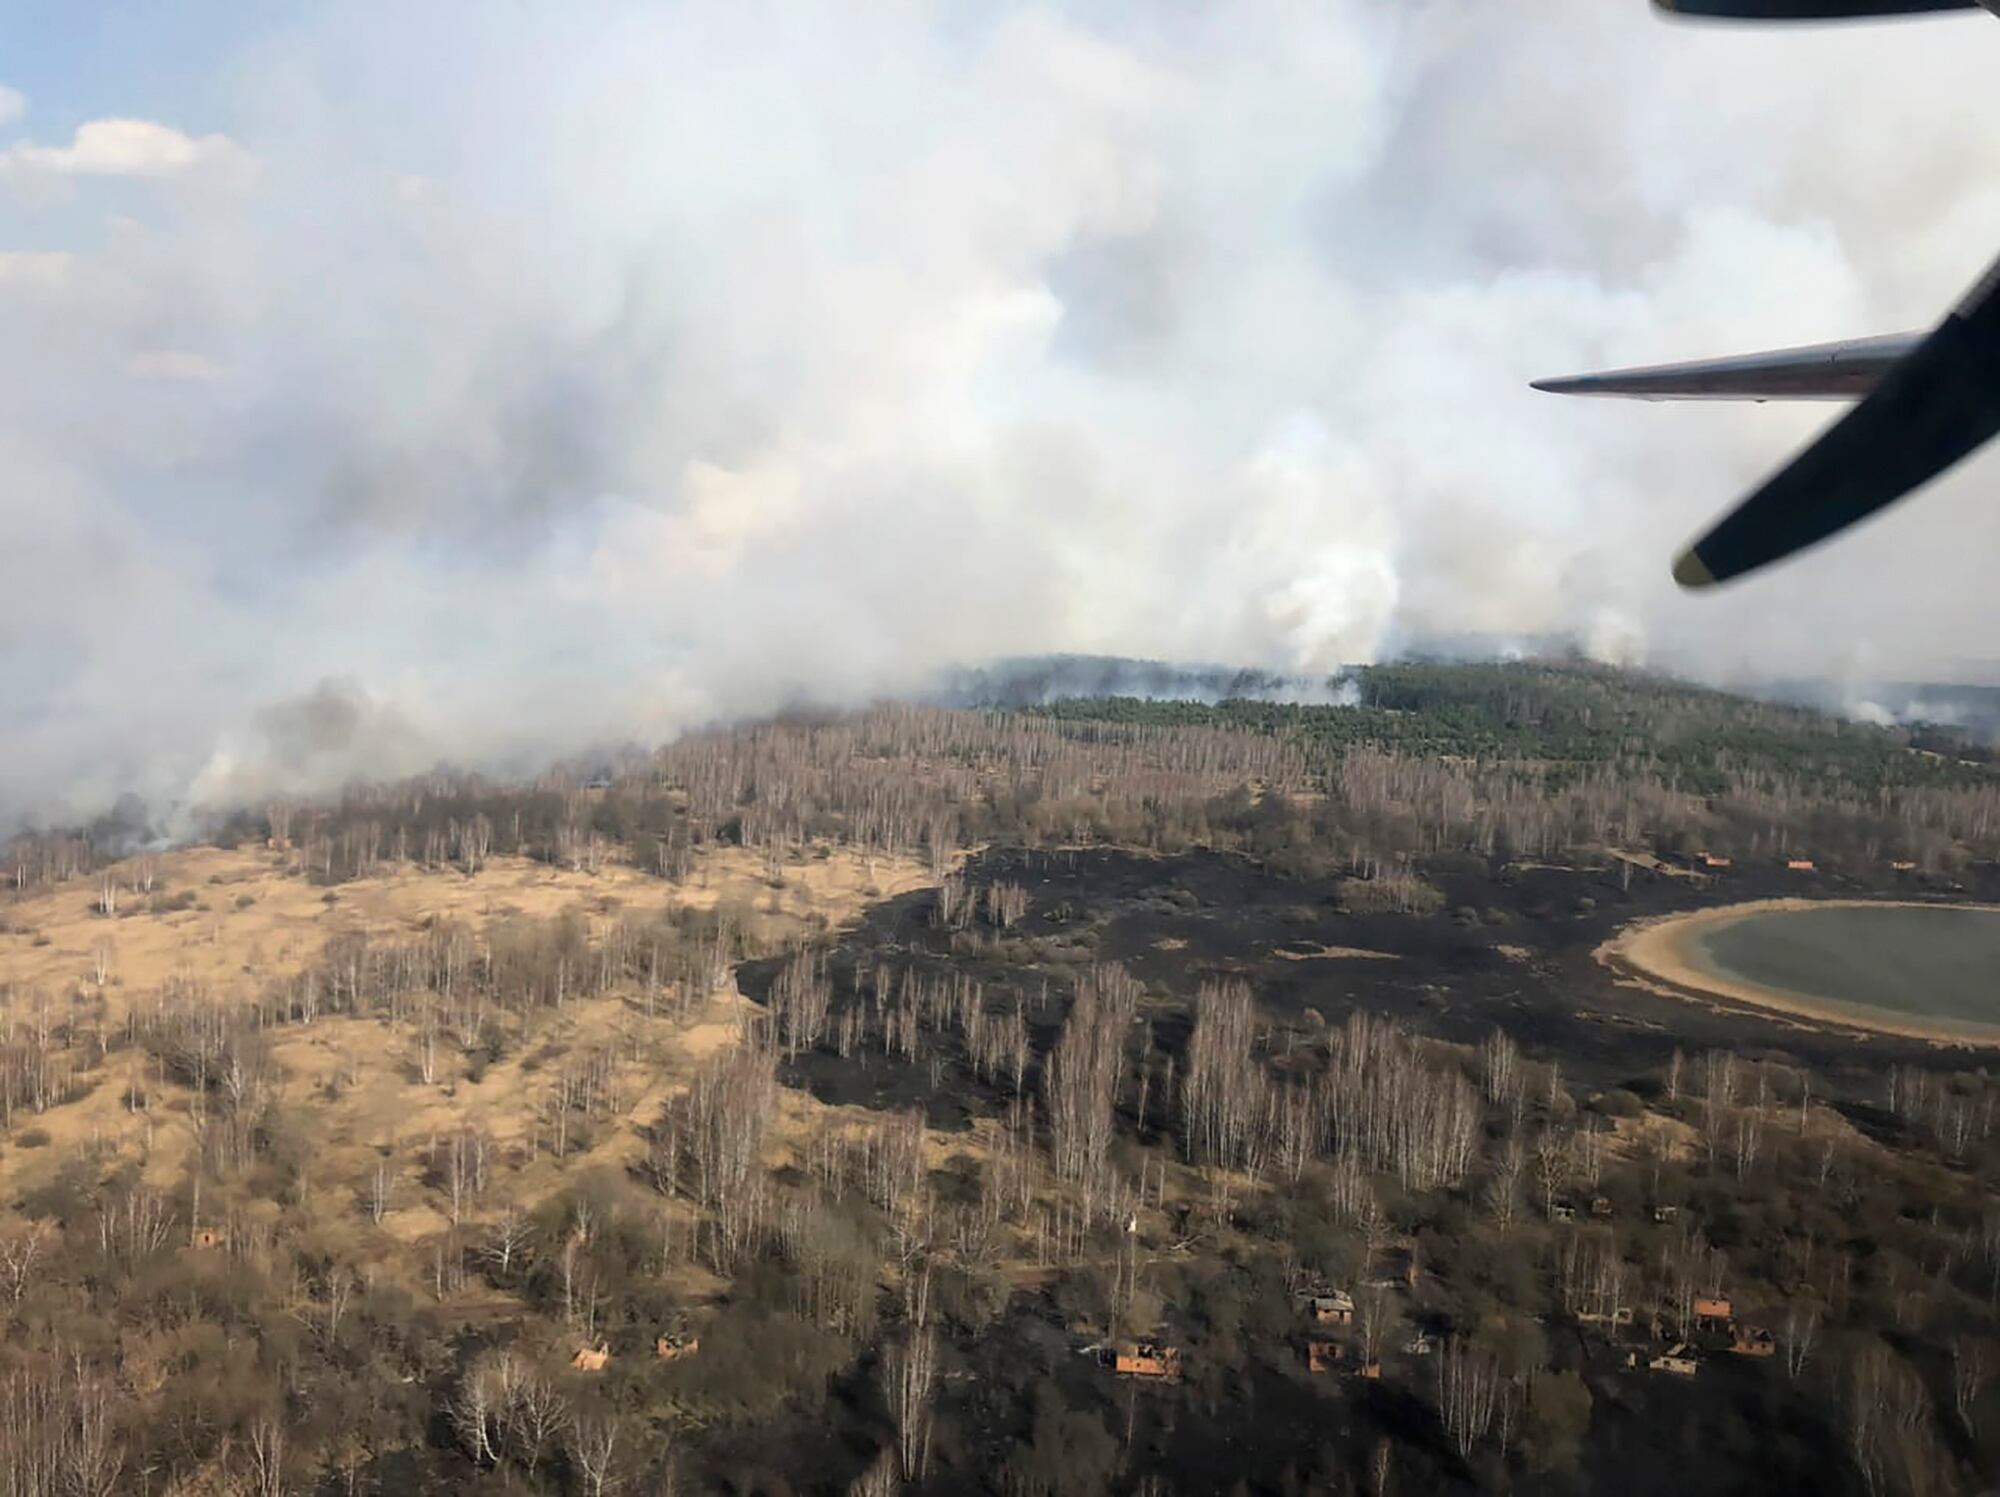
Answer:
[1672, 548, 1718, 590]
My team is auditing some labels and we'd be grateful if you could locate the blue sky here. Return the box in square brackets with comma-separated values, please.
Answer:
[3, 2, 1999, 828]
[2, 0, 273, 128]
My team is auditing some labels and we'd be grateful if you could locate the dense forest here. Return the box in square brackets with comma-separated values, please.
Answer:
[1027, 662, 1998, 794]
[3, 661, 2000, 1494]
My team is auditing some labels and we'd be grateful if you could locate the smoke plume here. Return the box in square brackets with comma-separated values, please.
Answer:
[3, 1, 1998, 826]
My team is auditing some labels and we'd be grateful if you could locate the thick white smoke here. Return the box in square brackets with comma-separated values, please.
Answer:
[2, 1, 1998, 825]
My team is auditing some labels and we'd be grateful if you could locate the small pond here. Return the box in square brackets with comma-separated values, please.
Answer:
[1692, 904, 2000, 1029]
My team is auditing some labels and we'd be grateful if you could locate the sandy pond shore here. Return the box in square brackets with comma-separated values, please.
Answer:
[1597, 897, 2000, 1045]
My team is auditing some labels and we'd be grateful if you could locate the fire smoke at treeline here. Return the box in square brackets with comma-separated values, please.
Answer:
[11, 664, 1998, 905]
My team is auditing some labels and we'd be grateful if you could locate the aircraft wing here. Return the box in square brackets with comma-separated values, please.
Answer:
[1534, 257, 2000, 588]
[1668, 258, 2000, 587]
[1657, 1, 1986, 17]
[1530, 333, 1921, 401]
[1536, 0, 2000, 588]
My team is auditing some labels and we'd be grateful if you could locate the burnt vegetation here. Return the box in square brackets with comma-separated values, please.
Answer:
[3, 661, 2000, 1493]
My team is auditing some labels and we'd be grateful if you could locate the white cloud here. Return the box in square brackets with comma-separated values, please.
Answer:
[0, 250, 74, 291]
[1, 117, 252, 182]
[124, 350, 225, 383]
[0, 85, 25, 126]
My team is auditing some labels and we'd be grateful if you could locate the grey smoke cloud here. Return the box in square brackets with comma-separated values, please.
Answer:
[1, 1, 1997, 826]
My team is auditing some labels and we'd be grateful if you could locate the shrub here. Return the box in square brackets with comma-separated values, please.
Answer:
[1593, 1089, 1646, 1120]
[1338, 871, 1444, 916]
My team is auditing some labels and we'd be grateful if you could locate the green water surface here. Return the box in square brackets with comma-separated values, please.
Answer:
[1693, 904, 2000, 1028]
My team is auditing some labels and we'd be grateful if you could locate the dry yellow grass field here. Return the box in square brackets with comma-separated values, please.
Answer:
[1, 842, 935, 1007]
[0, 841, 943, 1285]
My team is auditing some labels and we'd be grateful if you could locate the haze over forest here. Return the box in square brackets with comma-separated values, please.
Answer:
[7, 1, 2000, 825]
[18, 11, 2000, 1494]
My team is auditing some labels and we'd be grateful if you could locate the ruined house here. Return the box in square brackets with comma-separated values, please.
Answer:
[1306, 1339, 1343, 1374]
[1694, 1296, 1734, 1331]
[1302, 1290, 1355, 1326]
[1577, 1307, 1635, 1329]
[1649, 1344, 1698, 1377]
[655, 1331, 700, 1362]
[1114, 1342, 1182, 1380]
[571, 1344, 610, 1373]
[1730, 1326, 1777, 1358]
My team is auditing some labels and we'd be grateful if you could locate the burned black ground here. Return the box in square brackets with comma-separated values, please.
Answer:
[747, 847, 2000, 1130]
[718, 849, 2000, 1495]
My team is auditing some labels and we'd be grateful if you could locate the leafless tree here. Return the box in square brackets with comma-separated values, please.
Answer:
[1661, 1227, 1717, 1338]
[1044, 966, 1141, 1220]
[1954, 1335, 1989, 1436]
[1324, 1012, 1480, 1190]
[429, 1128, 490, 1225]
[1702, 1050, 1739, 1164]
[1534, 1130, 1569, 1220]
[94, 1185, 174, 1274]
[1486, 1134, 1524, 1230]
[1181, 978, 1266, 1177]
[1842, 1338, 1944, 1497]
[1780, 1303, 1820, 1380]
[1733, 1102, 1765, 1180]
[321, 1268, 356, 1340]
[1479, 1027, 1520, 1106]
[367, 1158, 398, 1226]
[450, 1357, 500, 1466]
[0, 1224, 47, 1307]
[775, 1191, 884, 1338]
[984, 881, 1029, 930]
[933, 874, 970, 931]
[849, 1447, 900, 1497]
[884, 1326, 939, 1483]
[1577, 1117, 1605, 1189]
[1326, 1147, 1372, 1224]
[415, 1005, 439, 1087]
[481, 1206, 533, 1279]
[653, 1039, 779, 1272]
[769, 948, 834, 1059]
[504, 1366, 570, 1478]
[1437, 1339, 1501, 1459]
[246, 1413, 287, 1497]
[0, 1356, 124, 1497]
[567, 1413, 623, 1497]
